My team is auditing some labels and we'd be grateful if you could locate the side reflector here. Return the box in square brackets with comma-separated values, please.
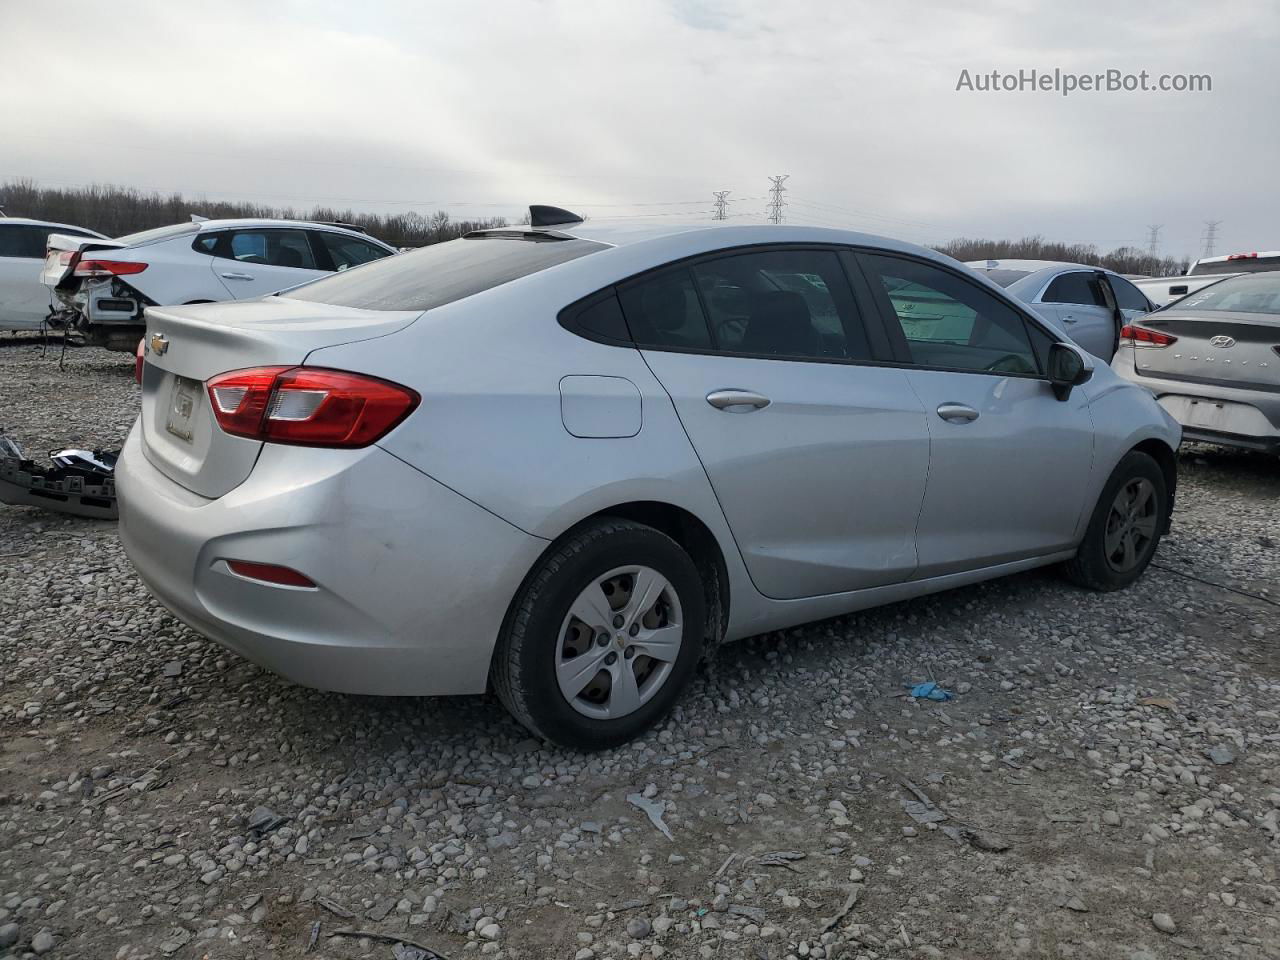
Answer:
[226, 560, 316, 588]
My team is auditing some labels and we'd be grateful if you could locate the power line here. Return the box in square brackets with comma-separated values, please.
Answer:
[711, 191, 731, 221]
[1201, 219, 1222, 258]
[789, 196, 934, 230]
[766, 175, 789, 224]
[1145, 224, 1162, 258]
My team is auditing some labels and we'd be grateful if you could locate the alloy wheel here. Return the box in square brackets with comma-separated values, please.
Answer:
[556, 565, 684, 720]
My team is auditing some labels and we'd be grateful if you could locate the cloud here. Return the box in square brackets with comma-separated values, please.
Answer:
[1, 0, 1275, 257]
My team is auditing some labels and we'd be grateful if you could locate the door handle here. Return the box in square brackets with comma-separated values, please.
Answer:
[220, 272, 255, 281]
[936, 402, 979, 423]
[1061, 314, 1078, 323]
[706, 389, 771, 412]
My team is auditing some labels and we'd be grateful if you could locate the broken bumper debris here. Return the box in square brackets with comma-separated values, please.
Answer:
[0, 433, 120, 520]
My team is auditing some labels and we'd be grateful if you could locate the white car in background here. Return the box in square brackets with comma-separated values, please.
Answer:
[967, 259, 1156, 362]
[0, 217, 106, 331]
[42, 218, 396, 350]
[1130, 251, 1280, 307]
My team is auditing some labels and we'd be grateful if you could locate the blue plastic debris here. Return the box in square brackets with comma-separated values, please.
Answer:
[906, 681, 953, 701]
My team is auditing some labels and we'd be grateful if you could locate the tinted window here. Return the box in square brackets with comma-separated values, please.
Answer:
[1043, 272, 1106, 307]
[617, 269, 712, 349]
[862, 254, 1040, 375]
[688, 249, 870, 360]
[1166, 272, 1280, 317]
[978, 269, 1032, 288]
[1107, 275, 1150, 312]
[564, 292, 630, 341]
[287, 235, 606, 311]
[228, 229, 316, 269]
[0, 225, 95, 258]
[318, 232, 391, 272]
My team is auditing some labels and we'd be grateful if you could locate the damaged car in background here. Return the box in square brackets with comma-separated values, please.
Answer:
[41, 218, 396, 350]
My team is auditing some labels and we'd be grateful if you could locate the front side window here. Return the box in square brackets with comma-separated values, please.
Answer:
[1042, 271, 1106, 307]
[318, 232, 391, 271]
[690, 248, 870, 360]
[1107, 275, 1151, 312]
[861, 254, 1040, 375]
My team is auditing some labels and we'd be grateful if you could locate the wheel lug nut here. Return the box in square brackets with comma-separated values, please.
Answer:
[624, 646, 636, 660]
[612, 615, 624, 628]
[605, 652, 618, 665]
[629, 623, 639, 637]
[596, 633, 609, 647]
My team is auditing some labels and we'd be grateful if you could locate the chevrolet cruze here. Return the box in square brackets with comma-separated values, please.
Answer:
[117, 207, 1181, 749]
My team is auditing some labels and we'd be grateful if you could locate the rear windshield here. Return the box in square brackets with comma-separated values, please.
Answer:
[1165, 272, 1280, 317]
[1190, 255, 1280, 276]
[113, 222, 201, 246]
[975, 268, 1031, 288]
[285, 234, 608, 311]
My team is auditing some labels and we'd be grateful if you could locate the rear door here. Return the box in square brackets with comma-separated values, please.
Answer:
[1038, 270, 1117, 360]
[857, 252, 1094, 578]
[0, 224, 51, 329]
[622, 246, 931, 600]
[197, 228, 327, 299]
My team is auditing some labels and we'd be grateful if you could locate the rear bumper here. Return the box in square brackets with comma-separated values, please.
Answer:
[116, 423, 548, 695]
[1111, 351, 1280, 453]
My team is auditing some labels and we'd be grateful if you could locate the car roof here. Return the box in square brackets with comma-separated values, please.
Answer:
[475, 220, 958, 266]
[965, 259, 1115, 275]
[0, 216, 106, 236]
[193, 218, 386, 240]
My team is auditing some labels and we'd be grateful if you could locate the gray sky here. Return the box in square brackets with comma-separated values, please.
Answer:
[3, 0, 1277, 259]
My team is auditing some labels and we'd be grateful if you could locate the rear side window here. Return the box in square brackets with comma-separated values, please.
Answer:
[690, 248, 870, 360]
[617, 269, 712, 350]
[287, 235, 606, 311]
[1107, 275, 1151, 312]
[318, 232, 391, 272]
[861, 253, 1040, 375]
[1043, 272, 1106, 307]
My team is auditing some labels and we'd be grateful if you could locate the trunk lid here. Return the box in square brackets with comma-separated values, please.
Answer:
[1130, 312, 1280, 390]
[41, 233, 127, 288]
[139, 298, 421, 498]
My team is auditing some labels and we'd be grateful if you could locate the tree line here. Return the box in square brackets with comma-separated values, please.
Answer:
[937, 235, 1192, 277]
[1, 180, 1195, 275]
[0, 179, 506, 248]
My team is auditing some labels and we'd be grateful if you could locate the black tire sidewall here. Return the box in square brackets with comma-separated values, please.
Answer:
[514, 526, 705, 750]
[1079, 452, 1167, 589]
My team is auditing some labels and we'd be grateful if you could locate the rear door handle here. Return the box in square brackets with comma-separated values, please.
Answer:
[936, 402, 979, 423]
[706, 389, 770, 411]
[220, 272, 255, 281]
[1061, 314, 1078, 323]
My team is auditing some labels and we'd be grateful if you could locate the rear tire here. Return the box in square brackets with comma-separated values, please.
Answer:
[492, 518, 705, 750]
[1062, 451, 1167, 591]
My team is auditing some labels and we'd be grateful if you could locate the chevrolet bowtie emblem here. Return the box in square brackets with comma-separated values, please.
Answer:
[150, 333, 170, 355]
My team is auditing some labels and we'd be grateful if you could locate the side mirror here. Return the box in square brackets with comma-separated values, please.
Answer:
[1047, 341, 1093, 400]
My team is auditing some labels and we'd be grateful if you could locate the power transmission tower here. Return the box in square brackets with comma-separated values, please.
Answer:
[766, 175, 789, 224]
[1145, 224, 1162, 258]
[712, 191, 730, 220]
[1201, 219, 1222, 258]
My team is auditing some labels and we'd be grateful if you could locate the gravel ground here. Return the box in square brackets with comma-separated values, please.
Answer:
[2, 336, 1278, 960]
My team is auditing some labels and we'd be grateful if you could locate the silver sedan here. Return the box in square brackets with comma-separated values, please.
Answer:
[1112, 270, 1280, 454]
[116, 210, 1181, 749]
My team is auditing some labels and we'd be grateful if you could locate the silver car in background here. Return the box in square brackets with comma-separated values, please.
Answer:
[967, 259, 1156, 362]
[116, 210, 1181, 749]
[1113, 271, 1280, 453]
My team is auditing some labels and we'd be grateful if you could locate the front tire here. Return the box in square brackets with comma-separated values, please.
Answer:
[492, 518, 705, 750]
[1062, 451, 1167, 591]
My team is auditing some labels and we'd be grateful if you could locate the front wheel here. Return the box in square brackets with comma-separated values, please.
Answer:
[491, 519, 705, 750]
[1062, 451, 1167, 591]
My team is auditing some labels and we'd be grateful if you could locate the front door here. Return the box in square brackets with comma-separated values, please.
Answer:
[858, 252, 1095, 578]
[617, 248, 931, 600]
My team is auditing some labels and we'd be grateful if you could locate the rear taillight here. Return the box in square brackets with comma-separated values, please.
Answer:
[226, 560, 316, 588]
[135, 338, 145, 384]
[1119, 324, 1177, 347]
[205, 366, 419, 447]
[74, 259, 148, 277]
